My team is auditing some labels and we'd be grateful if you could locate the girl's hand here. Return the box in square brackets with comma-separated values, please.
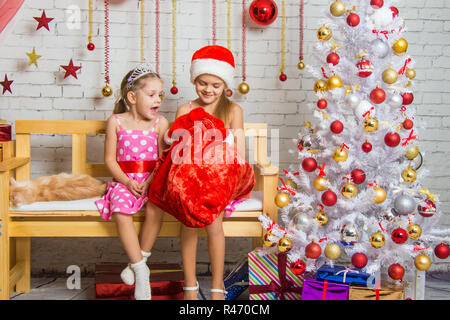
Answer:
[139, 173, 155, 195]
[126, 179, 143, 198]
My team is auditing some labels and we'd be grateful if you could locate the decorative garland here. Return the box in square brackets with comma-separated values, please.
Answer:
[140, 0, 145, 62]
[87, 0, 95, 50]
[212, 0, 216, 45]
[101, 0, 112, 97]
[227, 0, 231, 50]
[155, 0, 160, 74]
[170, 0, 178, 94]
[298, 0, 305, 70]
[279, 0, 286, 81]
[238, 0, 249, 95]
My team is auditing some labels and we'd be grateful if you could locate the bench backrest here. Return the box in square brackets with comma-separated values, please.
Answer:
[14, 120, 268, 179]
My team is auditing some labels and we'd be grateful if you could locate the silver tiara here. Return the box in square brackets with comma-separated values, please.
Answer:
[127, 63, 156, 89]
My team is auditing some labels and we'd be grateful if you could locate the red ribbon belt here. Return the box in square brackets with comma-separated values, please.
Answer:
[249, 252, 302, 300]
[118, 160, 156, 173]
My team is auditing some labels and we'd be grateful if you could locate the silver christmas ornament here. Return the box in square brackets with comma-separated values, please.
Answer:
[389, 94, 403, 108]
[341, 224, 359, 244]
[345, 93, 361, 108]
[393, 194, 416, 215]
[370, 38, 389, 58]
[288, 205, 313, 230]
[354, 100, 373, 118]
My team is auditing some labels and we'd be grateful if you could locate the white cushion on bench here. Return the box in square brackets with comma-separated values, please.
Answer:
[11, 191, 263, 212]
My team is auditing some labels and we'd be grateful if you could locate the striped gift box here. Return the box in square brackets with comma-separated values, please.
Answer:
[248, 249, 303, 300]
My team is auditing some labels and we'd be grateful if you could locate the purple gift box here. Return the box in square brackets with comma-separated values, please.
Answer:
[301, 279, 349, 300]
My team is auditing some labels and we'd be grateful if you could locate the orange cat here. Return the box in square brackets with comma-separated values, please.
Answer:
[10, 173, 107, 208]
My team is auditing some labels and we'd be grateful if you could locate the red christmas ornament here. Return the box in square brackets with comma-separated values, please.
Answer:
[170, 86, 178, 95]
[322, 190, 337, 206]
[226, 89, 233, 97]
[388, 263, 405, 281]
[317, 99, 327, 109]
[302, 157, 317, 172]
[356, 58, 373, 77]
[330, 120, 344, 134]
[351, 252, 368, 268]
[390, 6, 399, 18]
[87, 42, 95, 51]
[347, 12, 360, 27]
[402, 92, 414, 105]
[290, 260, 306, 276]
[391, 228, 408, 244]
[279, 73, 287, 81]
[249, 0, 278, 26]
[351, 169, 366, 185]
[403, 119, 414, 130]
[61, 59, 81, 79]
[33, 10, 54, 31]
[434, 243, 450, 259]
[384, 132, 400, 147]
[362, 141, 372, 153]
[418, 199, 436, 217]
[370, 87, 386, 104]
[326, 52, 340, 66]
[370, 0, 384, 9]
[305, 241, 322, 259]
[0, 74, 13, 95]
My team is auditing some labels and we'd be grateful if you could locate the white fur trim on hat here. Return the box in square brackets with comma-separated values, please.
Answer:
[190, 58, 234, 88]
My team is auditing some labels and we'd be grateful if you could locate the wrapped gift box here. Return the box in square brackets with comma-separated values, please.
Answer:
[224, 257, 249, 300]
[95, 263, 184, 300]
[301, 279, 349, 300]
[317, 264, 375, 287]
[0, 124, 11, 141]
[349, 282, 404, 300]
[248, 249, 303, 300]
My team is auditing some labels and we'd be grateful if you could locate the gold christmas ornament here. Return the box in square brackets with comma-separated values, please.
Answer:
[313, 176, 328, 191]
[402, 167, 417, 183]
[238, 82, 250, 94]
[275, 192, 290, 208]
[341, 182, 358, 199]
[101, 85, 113, 97]
[405, 68, 416, 79]
[341, 224, 359, 243]
[405, 146, 419, 160]
[407, 222, 422, 240]
[333, 148, 348, 162]
[263, 232, 276, 247]
[370, 231, 386, 249]
[278, 235, 293, 253]
[314, 79, 328, 92]
[313, 210, 329, 226]
[393, 38, 408, 56]
[382, 68, 398, 84]
[285, 179, 298, 190]
[297, 61, 305, 70]
[414, 253, 431, 271]
[330, 1, 346, 17]
[327, 74, 343, 90]
[373, 186, 387, 204]
[324, 243, 341, 260]
[363, 116, 379, 133]
[317, 25, 332, 42]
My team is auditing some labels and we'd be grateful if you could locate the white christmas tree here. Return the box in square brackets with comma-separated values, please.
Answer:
[259, 0, 450, 282]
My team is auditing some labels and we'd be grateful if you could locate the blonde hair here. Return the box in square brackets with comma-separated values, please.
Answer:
[213, 91, 232, 128]
[113, 69, 162, 114]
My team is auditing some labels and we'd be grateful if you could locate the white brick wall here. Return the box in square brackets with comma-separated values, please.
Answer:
[1, 1, 448, 274]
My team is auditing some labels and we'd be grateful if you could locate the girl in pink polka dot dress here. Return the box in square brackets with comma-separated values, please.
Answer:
[95, 64, 169, 300]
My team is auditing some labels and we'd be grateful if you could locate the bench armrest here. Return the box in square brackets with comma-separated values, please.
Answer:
[255, 161, 279, 176]
[0, 157, 30, 172]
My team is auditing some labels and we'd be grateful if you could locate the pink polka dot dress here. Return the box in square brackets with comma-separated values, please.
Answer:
[95, 115, 161, 221]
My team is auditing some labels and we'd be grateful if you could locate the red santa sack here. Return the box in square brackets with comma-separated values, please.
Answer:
[148, 107, 255, 228]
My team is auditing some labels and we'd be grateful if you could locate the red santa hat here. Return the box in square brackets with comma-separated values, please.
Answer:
[190, 45, 235, 88]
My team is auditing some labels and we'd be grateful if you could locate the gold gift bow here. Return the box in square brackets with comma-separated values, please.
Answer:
[418, 186, 437, 202]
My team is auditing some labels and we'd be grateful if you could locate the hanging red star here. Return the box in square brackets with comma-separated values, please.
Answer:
[0, 74, 13, 95]
[61, 59, 81, 79]
[34, 10, 54, 31]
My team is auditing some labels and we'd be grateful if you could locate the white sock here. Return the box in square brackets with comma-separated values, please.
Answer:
[130, 258, 151, 300]
[121, 251, 151, 286]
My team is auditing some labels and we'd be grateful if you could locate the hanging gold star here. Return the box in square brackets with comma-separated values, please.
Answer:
[26, 47, 42, 67]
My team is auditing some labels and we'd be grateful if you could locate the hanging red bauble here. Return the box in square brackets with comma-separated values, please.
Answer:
[322, 190, 337, 206]
[388, 263, 405, 281]
[87, 42, 95, 51]
[356, 58, 374, 77]
[402, 92, 414, 105]
[362, 141, 372, 153]
[390, 6, 399, 18]
[384, 132, 400, 147]
[434, 243, 450, 259]
[370, 87, 386, 104]
[317, 99, 327, 109]
[302, 157, 317, 172]
[370, 0, 384, 9]
[249, 0, 278, 26]
[305, 241, 322, 259]
[330, 120, 344, 134]
[403, 118, 414, 130]
[279, 73, 287, 81]
[351, 169, 366, 185]
[418, 199, 436, 217]
[290, 260, 306, 275]
[170, 86, 178, 95]
[351, 252, 368, 268]
[226, 89, 233, 97]
[347, 12, 360, 27]
[326, 52, 340, 66]
[391, 228, 408, 244]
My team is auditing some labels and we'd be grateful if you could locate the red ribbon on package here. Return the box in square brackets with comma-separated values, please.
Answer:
[118, 160, 156, 173]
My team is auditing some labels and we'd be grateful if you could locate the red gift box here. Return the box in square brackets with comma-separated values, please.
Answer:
[95, 263, 184, 300]
[0, 124, 11, 141]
